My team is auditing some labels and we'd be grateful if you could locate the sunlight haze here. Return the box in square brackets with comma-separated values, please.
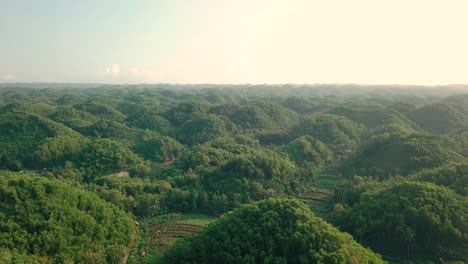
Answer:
[1, 0, 467, 84]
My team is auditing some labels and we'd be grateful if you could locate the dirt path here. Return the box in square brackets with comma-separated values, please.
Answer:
[122, 231, 139, 264]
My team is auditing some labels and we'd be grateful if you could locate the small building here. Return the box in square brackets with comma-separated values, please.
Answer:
[164, 155, 176, 164]
[337, 149, 353, 160]
[114, 171, 130, 177]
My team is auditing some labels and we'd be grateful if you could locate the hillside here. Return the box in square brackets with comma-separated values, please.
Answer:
[408, 103, 468, 134]
[328, 106, 413, 129]
[410, 162, 468, 196]
[0, 111, 85, 170]
[333, 181, 468, 262]
[294, 114, 365, 151]
[162, 198, 385, 264]
[343, 133, 464, 178]
[0, 85, 467, 263]
[0, 171, 134, 263]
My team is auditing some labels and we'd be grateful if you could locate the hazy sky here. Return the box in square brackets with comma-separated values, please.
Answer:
[1, 0, 467, 84]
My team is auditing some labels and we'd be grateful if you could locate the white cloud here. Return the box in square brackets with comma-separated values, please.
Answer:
[111, 64, 120, 76]
[1, 74, 16, 82]
[131, 67, 140, 76]
[98, 64, 163, 83]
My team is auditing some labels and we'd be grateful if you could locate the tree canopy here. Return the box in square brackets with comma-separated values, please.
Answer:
[0, 171, 134, 263]
[343, 133, 464, 178]
[333, 180, 468, 262]
[162, 198, 385, 264]
[0, 84, 467, 262]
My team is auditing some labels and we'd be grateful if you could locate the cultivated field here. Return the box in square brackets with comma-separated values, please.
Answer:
[127, 213, 216, 263]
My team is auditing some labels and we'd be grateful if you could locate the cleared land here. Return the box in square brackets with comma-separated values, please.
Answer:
[128, 213, 216, 263]
[297, 174, 343, 218]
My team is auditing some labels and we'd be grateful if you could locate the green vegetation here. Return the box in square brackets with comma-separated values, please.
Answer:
[343, 133, 464, 178]
[0, 171, 134, 263]
[294, 114, 364, 151]
[0, 84, 467, 263]
[228, 102, 299, 130]
[49, 106, 100, 131]
[281, 136, 333, 167]
[408, 103, 468, 134]
[410, 163, 468, 196]
[333, 181, 468, 263]
[0, 111, 85, 170]
[295, 175, 344, 219]
[128, 213, 216, 263]
[162, 198, 385, 264]
[329, 106, 412, 129]
[177, 114, 229, 145]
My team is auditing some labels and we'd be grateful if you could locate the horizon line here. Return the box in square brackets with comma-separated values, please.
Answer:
[1, 82, 468, 87]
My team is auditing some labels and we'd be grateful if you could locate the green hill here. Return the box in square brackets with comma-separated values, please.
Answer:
[281, 135, 333, 167]
[294, 114, 365, 151]
[329, 106, 413, 129]
[334, 181, 468, 262]
[228, 102, 299, 130]
[0, 111, 85, 170]
[0, 171, 134, 263]
[410, 162, 468, 196]
[408, 103, 468, 134]
[0, 102, 57, 117]
[73, 102, 126, 122]
[442, 94, 468, 115]
[343, 133, 464, 178]
[174, 138, 299, 212]
[162, 198, 385, 264]
[177, 115, 229, 146]
[49, 106, 100, 131]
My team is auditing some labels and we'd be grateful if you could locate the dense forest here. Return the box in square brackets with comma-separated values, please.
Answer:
[0, 84, 467, 263]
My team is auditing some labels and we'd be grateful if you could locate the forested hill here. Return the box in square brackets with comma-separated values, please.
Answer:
[162, 198, 386, 263]
[0, 84, 467, 263]
[0, 171, 134, 263]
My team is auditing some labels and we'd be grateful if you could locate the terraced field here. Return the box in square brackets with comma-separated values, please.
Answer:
[127, 213, 216, 263]
[126, 175, 343, 263]
[147, 222, 205, 253]
[297, 175, 343, 218]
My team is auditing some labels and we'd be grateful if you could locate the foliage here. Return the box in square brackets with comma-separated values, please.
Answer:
[0, 171, 134, 263]
[0, 85, 467, 262]
[73, 102, 126, 121]
[162, 198, 385, 264]
[177, 115, 228, 145]
[49, 106, 99, 131]
[172, 138, 301, 212]
[343, 133, 464, 178]
[82, 119, 134, 138]
[408, 103, 468, 134]
[228, 102, 299, 130]
[281, 135, 333, 167]
[333, 181, 468, 262]
[132, 134, 184, 162]
[77, 139, 145, 181]
[329, 106, 412, 129]
[0, 111, 85, 170]
[410, 163, 468, 196]
[123, 103, 175, 136]
[1, 102, 57, 117]
[294, 114, 365, 151]
[163, 102, 211, 127]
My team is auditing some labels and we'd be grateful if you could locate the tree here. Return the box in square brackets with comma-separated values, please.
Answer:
[162, 198, 385, 264]
[334, 181, 468, 262]
[0, 171, 134, 262]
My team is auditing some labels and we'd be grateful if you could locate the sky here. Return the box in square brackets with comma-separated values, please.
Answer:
[1, 0, 467, 84]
